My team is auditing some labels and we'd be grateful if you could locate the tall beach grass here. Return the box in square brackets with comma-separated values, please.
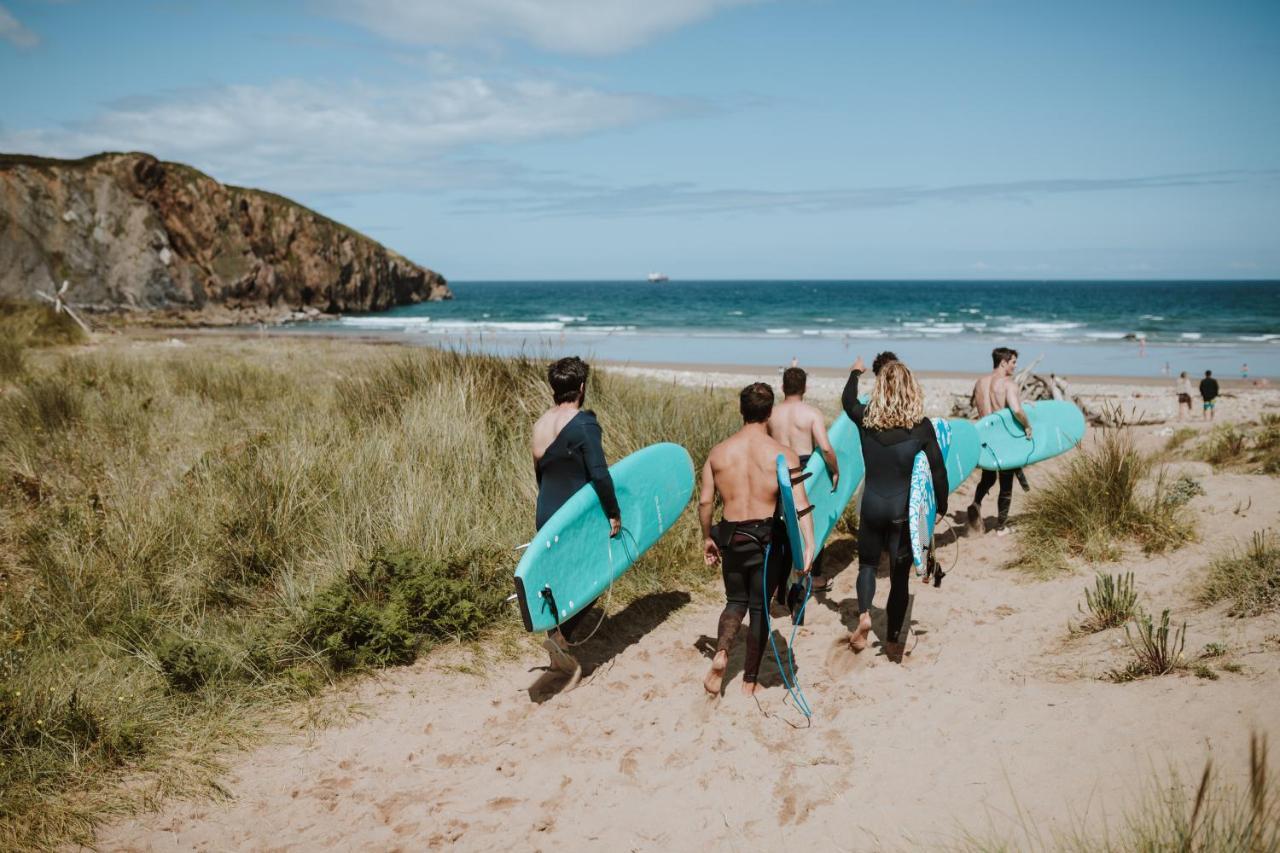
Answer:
[0, 328, 739, 848]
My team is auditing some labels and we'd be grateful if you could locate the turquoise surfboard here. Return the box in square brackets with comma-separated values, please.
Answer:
[796, 413, 866, 556]
[513, 442, 694, 633]
[976, 400, 1086, 471]
[943, 418, 980, 493]
[777, 454, 810, 571]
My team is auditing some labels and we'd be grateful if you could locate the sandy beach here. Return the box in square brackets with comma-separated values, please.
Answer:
[92, 361, 1280, 852]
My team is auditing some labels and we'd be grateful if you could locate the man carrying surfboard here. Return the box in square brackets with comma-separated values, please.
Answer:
[531, 356, 622, 676]
[700, 382, 815, 697]
[768, 367, 839, 591]
[968, 347, 1030, 536]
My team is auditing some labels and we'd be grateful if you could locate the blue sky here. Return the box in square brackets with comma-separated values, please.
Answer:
[2, 0, 1278, 279]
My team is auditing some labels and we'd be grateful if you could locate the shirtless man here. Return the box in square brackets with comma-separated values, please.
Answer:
[967, 347, 1031, 536]
[700, 383, 815, 696]
[768, 366, 838, 590]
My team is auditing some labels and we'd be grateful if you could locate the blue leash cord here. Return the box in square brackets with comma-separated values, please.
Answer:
[761, 544, 813, 719]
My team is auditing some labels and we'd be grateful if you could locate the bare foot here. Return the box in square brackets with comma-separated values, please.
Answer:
[542, 637, 579, 676]
[966, 503, 983, 534]
[703, 650, 727, 695]
[849, 612, 872, 652]
[741, 680, 760, 697]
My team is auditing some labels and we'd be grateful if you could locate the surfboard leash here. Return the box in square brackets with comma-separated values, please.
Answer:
[762, 544, 813, 720]
[563, 524, 640, 649]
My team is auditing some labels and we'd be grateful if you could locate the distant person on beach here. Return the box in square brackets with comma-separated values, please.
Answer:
[768, 366, 839, 591]
[531, 356, 622, 678]
[841, 357, 947, 661]
[968, 347, 1030, 536]
[1176, 371, 1194, 421]
[1200, 370, 1219, 421]
[1242, 363, 1249, 379]
[700, 383, 814, 697]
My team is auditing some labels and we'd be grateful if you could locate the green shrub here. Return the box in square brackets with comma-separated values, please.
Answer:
[0, 299, 87, 348]
[1163, 475, 1206, 507]
[1012, 425, 1195, 575]
[154, 637, 229, 693]
[1109, 609, 1187, 682]
[1075, 572, 1138, 633]
[300, 548, 507, 671]
[1199, 425, 1249, 466]
[1165, 426, 1198, 452]
[1200, 531, 1280, 617]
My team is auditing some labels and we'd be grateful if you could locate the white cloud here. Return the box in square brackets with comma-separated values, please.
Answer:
[0, 4, 39, 48]
[0, 77, 691, 192]
[326, 0, 762, 55]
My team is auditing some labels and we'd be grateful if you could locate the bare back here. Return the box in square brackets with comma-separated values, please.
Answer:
[973, 372, 1019, 418]
[707, 427, 796, 521]
[531, 406, 579, 462]
[768, 398, 820, 455]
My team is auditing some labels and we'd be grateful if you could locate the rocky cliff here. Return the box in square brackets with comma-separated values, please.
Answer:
[0, 152, 451, 320]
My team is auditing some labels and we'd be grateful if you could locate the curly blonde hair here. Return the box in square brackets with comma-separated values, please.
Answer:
[862, 361, 924, 430]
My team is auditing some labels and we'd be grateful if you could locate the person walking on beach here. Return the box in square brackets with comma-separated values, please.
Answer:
[768, 366, 839, 591]
[700, 383, 814, 697]
[1176, 371, 1194, 421]
[967, 347, 1030, 536]
[841, 357, 947, 662]
[531, 356, 622, 678]
[1200, 370, 1220, 421]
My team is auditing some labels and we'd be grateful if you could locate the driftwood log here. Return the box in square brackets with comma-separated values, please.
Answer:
[948, 354, 1165, 426]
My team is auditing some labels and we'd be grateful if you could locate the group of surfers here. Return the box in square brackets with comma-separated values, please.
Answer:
[529, 347, 1033, 694]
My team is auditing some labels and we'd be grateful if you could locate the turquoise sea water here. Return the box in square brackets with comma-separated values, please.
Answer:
[305, 280, 1280, 378]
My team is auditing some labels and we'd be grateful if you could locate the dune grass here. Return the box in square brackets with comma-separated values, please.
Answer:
[1108, 608, 1187, 682]
[1073, 572, 1138, 634]
[0, 335, 739, 849]
[1010, 423, 1196, 577]
[1199, 531, 1280, 617]
[952, 735, 1279, 852]
[1189, 417, 1280, 475]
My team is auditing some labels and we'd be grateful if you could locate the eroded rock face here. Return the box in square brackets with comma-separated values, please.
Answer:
[0, 152, 451, 316]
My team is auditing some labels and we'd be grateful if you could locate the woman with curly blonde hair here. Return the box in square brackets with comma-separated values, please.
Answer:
[840, 356, 948, 661]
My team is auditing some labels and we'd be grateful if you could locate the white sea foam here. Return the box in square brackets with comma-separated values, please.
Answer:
[728, 310, 744, 316]
[1141, 314, 1166, 321]
[1240, 334, 1280, 342]
[553, 315, 588, 323]
[578, 325, 637, 333]
[1085, 332, 1128, 340]
[1180, 332, 1203, 340]
[340, 316, 432, 329]
[995, 321, 1084, 337]
[765, 328, 791, 334]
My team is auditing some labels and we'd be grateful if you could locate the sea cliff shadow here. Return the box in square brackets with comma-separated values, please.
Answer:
[528, 589, 692, 703]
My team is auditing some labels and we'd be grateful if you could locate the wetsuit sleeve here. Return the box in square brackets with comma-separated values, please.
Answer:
[579, 416, 621, 520]
[921, 420, 949, 518]
[841, 370, 866, 426]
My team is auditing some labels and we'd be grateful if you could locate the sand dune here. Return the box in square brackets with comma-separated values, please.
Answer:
[94, 420, 1280, 851]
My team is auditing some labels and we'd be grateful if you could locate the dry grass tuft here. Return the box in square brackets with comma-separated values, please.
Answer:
[1199, 530, 1280, 617]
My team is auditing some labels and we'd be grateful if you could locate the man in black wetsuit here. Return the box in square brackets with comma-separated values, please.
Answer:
[1200, 370, 1219, 421]
[700, 383, 814, 697]
[842, 357, 948, 661]
[531, 356, 621, 676]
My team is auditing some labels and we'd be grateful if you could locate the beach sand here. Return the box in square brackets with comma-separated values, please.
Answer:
[93, 368, 1280, 851]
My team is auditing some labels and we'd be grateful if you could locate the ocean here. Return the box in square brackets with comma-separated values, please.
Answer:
[304, 280, 1280, 378]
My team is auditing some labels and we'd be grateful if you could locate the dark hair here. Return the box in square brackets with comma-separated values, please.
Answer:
[1205, 370, 1213, 377]
[548, 356, 589, 404]
[992, 347, 1019, 369]
[740, 382, 774, 424]
[872, 351, 898, 375]
[782, 367, 806, 396]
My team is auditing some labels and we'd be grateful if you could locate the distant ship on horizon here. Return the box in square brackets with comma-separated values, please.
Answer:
[646, 272, 670, 283]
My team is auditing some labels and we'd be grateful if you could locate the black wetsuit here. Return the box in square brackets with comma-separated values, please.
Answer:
[535, 410, 620, 639]
[712, 519, 790, 684]
[841, 371, 948, 643]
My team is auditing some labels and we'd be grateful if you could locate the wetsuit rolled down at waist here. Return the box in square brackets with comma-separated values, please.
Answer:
[712, 519, 791, 685]
[841, 370, 948, 644]
[535, 410, 620, 640]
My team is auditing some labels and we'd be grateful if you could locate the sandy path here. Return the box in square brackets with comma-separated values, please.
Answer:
[95, 429, 1280, 852]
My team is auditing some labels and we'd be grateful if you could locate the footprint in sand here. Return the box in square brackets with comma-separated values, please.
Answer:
[825, 636, 867, 679]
